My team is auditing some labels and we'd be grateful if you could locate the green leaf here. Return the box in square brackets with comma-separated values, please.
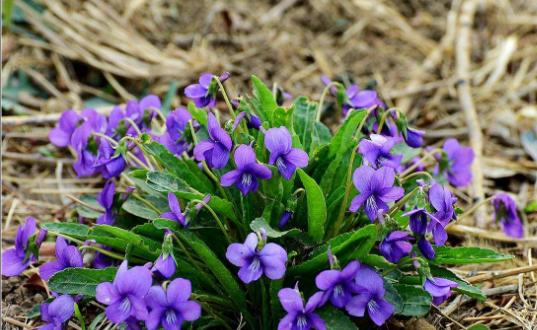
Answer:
[391, 143, 422, 163]
[48, 267, 117, 297]
[75, 195, 104, 219]
[432, 246, 513, 265]
[321, 110, 366, 193]
[393, 284, 432, 316]
[271, 107, 293, 128]
[161, 80, 178, 115]
[41, 223, 90, 240]
[187, 102, 208, 126]
[292, 97, 331, 154]
[251, 75, 278, 123]
[317, 306, 358, 329]
[467, 325, 490, 330]
[141, 141, 213, 192]
[122, 197, 159, 220]
[90, 225, 160, 260]
[297, 169, 326, 242]
[430, 266, 485, 301]
[524, 200, 537, 213]
[146, 171, 194, 193]
[249, 217, 300, 238]
[290, 224, 376, 275]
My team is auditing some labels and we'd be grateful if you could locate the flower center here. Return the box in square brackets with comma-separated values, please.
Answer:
[242, 173, 253, 187]
[120, 297, 131, 313]
[368, 298, 379, 313]
[248, 257, 261, 273]
[276, 157, 286, 169]
[296, 314, 308, 329]
[334, 284, 344, 297]
[165, 309, 177, 325]
[366, 196, 379, 214]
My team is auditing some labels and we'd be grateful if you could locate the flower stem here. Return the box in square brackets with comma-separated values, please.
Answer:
[317, 82, 340, 122]
[79, 245, 125, 261]
[388, 186, 420, 216]
[74, 303, 86, 330]
[192, 199, 232, 244]
[399, 148, 444, 178]
[214, 76, 236, 119]
[400, 171, 434, 183]
[457, 196, 494, 221]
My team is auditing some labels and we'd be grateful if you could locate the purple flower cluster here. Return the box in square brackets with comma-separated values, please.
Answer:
[314, 261, 394, 326]
[49, 96, 163, 178]
[96, 261, 201, 327]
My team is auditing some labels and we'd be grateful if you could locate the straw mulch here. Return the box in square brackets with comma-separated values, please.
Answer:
[2, 0, 536, 328]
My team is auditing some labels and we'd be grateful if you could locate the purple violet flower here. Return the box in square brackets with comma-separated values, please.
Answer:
[184, 73, 217, 108]
[160, 193, 187, 227]
[424, 277, 458, 305]
[358, 134, 402, 170]
[39, 237, 83, 280]
[97, 181, 116, 225]
[379, 231, 413, 263]
[277, 287, 326, 330]
[233, 111, 262, 131]
[427, 184, 456, 245]
[94, 139, 126, 179]
[278, 211, 293, 229]
[145, 278, 201, 330]
[39, 295, 74, 330]
[315, 260, 360, 308]
[345, 84, 384, 114]
[49, 110, 82, 147]
[404, 127, 425, 148]
[417, 238, 435, 259]
[349, 165, 404, 222]
[161, 107, 192, 156]
[492, 192, 523, 238]
[264, 127, 309, 180]
[221, 145, 272, 195]
[442, 138, 474, 187]
[96, 261, 152, 324]
[404, 208, 429, 235]
[346, 265, 394, 326]
[151, 231, 176, 279]
[1, 217, 37, 276]
[193, 113, 232, 169]
[225, 232, 287, 283]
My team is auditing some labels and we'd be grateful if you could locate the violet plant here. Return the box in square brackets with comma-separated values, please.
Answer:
[3, 74, 524, 329]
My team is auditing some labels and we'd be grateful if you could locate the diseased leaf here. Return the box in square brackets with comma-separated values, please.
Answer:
[48, 267, 117, 297]
[297, 169, 326, 242]
[432, 247, 512, 265]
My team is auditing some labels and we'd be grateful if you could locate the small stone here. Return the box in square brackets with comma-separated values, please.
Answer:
[33, 293, 44, 304]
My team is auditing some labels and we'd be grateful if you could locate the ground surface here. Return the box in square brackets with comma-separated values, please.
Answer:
[2, 0, 537, 329]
